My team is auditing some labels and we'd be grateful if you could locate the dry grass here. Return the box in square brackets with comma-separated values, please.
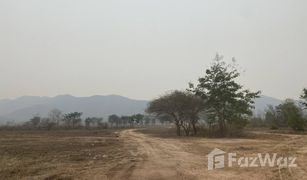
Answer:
[0, 130, 136, 180]
[133, 128, 307, 179]
[0, 128, 306, 180]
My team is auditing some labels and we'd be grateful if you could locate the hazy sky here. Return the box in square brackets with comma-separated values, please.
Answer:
[0, 0, 306, 100]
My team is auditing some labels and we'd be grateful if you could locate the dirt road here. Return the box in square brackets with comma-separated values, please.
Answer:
[111, 129, 207, 180]
[109, 129, 307, 180]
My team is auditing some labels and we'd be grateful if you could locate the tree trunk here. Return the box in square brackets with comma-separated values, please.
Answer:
[192, 122, 197, 135]
[218, 119, 226, 137]
[175, 122, 181, 136]
[183, 127, 190, 136]
[181, 122, 191, 136]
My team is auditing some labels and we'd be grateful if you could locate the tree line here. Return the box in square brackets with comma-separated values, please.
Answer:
[23, 111, 106, 130]
[251, 94, 307, 131]
[18, 111, 163, 130]
[107, 114, 163, 128]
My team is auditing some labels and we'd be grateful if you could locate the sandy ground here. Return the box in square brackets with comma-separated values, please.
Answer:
[109, 129, 307, 180]
[0, 129, 306, 180]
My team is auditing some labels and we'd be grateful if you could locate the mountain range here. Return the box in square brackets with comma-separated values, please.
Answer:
[0, 95, 148, 124]
[0, 94, 284, 124]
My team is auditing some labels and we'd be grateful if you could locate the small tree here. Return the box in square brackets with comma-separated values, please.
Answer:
[48, 109, 62, 127]
[131, 114, 145, 126]
[264, 105, 279, 129]
[95, 117, 105, 128]
[85, 118, 91, 129]
[85, 117, 95, 129]
[63, 112, 83, 128]
[147, 91, 206, 136]
[188, 54, 260, 136]
[277, 100, 305, 131]
[29, 115, 41, 129]
[108, 114, 120, 128]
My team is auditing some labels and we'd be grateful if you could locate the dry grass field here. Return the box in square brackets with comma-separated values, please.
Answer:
[0, 128, 306, 180]
[0, 130, 137, 180]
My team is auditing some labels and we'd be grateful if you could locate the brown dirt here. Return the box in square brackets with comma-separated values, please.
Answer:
[110, 128, 307, 180]
[0, 129, 306, 180]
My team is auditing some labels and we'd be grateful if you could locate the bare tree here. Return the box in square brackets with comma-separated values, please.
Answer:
[48, 109, 62, 127]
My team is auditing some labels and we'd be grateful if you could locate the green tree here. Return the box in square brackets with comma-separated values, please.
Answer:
[29, 115, 41, 129]
[63, 112, 83, 128]
[85, 118, 92, 129]
[132, 114, 145, 125]
[85, 117, 95, 128]
[147, 91, 206, 136]
[95, 117, 105, 128]
[108, 114, 120, 128]
[277, 100, 305, 131]
[189, 54, 260, 136]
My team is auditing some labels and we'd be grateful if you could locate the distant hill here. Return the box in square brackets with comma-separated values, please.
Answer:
[253, 95, 283, 115]
[0, 94, 284, 124]
[0, 95, 148, 124]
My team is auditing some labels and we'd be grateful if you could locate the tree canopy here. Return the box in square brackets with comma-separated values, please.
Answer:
[63, 112, 83, 128]
[188, 54, 260, 136]
[277, 100, 305, 131]
[147, 90, 206, 136]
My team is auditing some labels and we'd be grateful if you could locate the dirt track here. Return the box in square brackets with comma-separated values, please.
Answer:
[113, 129, 207, 180]
[110, 129, 307, 180]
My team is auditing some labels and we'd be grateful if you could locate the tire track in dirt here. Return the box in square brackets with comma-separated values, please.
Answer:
[109, 129, 307, 180]
[110, 129, 206, 180]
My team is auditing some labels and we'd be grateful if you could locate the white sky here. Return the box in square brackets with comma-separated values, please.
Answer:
[0, 0, 306, 100]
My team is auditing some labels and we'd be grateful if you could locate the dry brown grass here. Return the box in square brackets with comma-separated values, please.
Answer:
[0, 130, 136, 180]
[0, 128, 306, 180]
